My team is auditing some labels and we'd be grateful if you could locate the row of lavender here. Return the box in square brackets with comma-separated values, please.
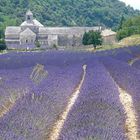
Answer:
[0, 45, 140, 139]
[0, 46, 140, 69]
[57, 46, 140, 139]
[58, 47, 140, 139]
[59, 60, 126, 140]
[0, 63, 83, 140]
[58, 46, 140, 139]
[132, 59, 140, 69]
[0, 51, 93, 69]
[101, 57, 140, 138]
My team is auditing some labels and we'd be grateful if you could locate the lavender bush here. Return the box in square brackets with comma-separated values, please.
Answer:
[0, 64, 83, 140]
[59, 60, 126, 140]
[0, 45, 140, 139]
[132, 59, 140, 69]
[101, 56, 140, 137]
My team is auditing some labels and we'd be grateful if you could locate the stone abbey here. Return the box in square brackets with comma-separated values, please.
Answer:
[5, 10, 116, 49]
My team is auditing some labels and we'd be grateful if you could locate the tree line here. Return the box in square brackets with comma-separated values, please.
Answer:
[0, 0, 139, 39]
[0, 0, 140, 50]
[117, 16, 140, 40]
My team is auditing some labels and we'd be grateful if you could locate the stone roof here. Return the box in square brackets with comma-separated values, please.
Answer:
[20, 28, 36, 37]
[39, 27, 101, 35]
[39, 27, 73, 35]
[26, 10, 33, 15]
[39, 27, 47, 34]
[5, 26, 21, 35]
[46, 27, 69, 35]
[101, 29, 116, 37]
[33, 19, 44, 27]
[20, 19, 44, 27]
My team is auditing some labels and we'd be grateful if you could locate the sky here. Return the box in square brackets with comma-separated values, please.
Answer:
[120, 0, 140, 10]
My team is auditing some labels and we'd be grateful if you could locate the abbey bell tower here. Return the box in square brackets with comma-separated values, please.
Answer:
[26, 10, 33, 23]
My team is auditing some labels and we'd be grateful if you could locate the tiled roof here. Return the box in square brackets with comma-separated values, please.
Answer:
[101, 29, 116, 37]
[39, 27, 101, 35]
[5, 27, 21, 35]
[20, 28, 36, 36]
[20, 19, 44, 27]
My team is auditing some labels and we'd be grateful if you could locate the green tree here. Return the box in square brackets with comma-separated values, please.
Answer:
[52, 44, 58, 50]
[117, 16, 140, 40]
[35, 40, 41, 48]
[82, 30, 102, 49]
[0, 39, 7, 50]
[118, 15, 125, 30]
[0, 0, 139, 38]
[82, 32, 89, 45]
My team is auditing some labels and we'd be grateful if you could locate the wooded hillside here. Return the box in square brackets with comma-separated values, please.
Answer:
[0, 0, 139, 38]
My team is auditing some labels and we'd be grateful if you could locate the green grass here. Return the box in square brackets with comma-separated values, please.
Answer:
[119, 34, 140, 46]
[96, 44, 120, 51]
[0, 50, 8, 54]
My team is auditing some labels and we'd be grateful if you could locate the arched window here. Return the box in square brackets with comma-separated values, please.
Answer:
[27, 15, 30, 20]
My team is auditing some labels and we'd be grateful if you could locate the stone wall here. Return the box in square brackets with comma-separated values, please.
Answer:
[57, 34, 83, 47]
[48, 35, 58, 46]
[102, 35, 117, 45]
[5, 26, 117, 49]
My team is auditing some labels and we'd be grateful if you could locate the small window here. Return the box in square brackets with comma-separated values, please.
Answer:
[27, 15, 30, 20]
[26, 40, 28, 43]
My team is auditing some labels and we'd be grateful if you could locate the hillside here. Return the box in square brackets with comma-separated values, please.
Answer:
[0, 0, 140, 37]
[118, 34, 140, 46]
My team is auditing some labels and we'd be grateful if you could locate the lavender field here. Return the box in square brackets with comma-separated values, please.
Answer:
[0, 46, 140, 140]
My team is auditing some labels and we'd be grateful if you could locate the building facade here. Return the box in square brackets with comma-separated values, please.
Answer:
[101, 29, 117, 45]
[5, 10, 116, 49]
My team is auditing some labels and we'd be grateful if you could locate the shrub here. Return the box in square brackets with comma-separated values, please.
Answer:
[52, 44, 58, 50]
[35, 40, 41, 48]
[82, 30, 102, 49]
[0, 39, 7, 50]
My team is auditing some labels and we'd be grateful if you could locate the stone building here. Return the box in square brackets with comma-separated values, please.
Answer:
[101, 29, 117, 45]
[5, 10, 116, 49]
